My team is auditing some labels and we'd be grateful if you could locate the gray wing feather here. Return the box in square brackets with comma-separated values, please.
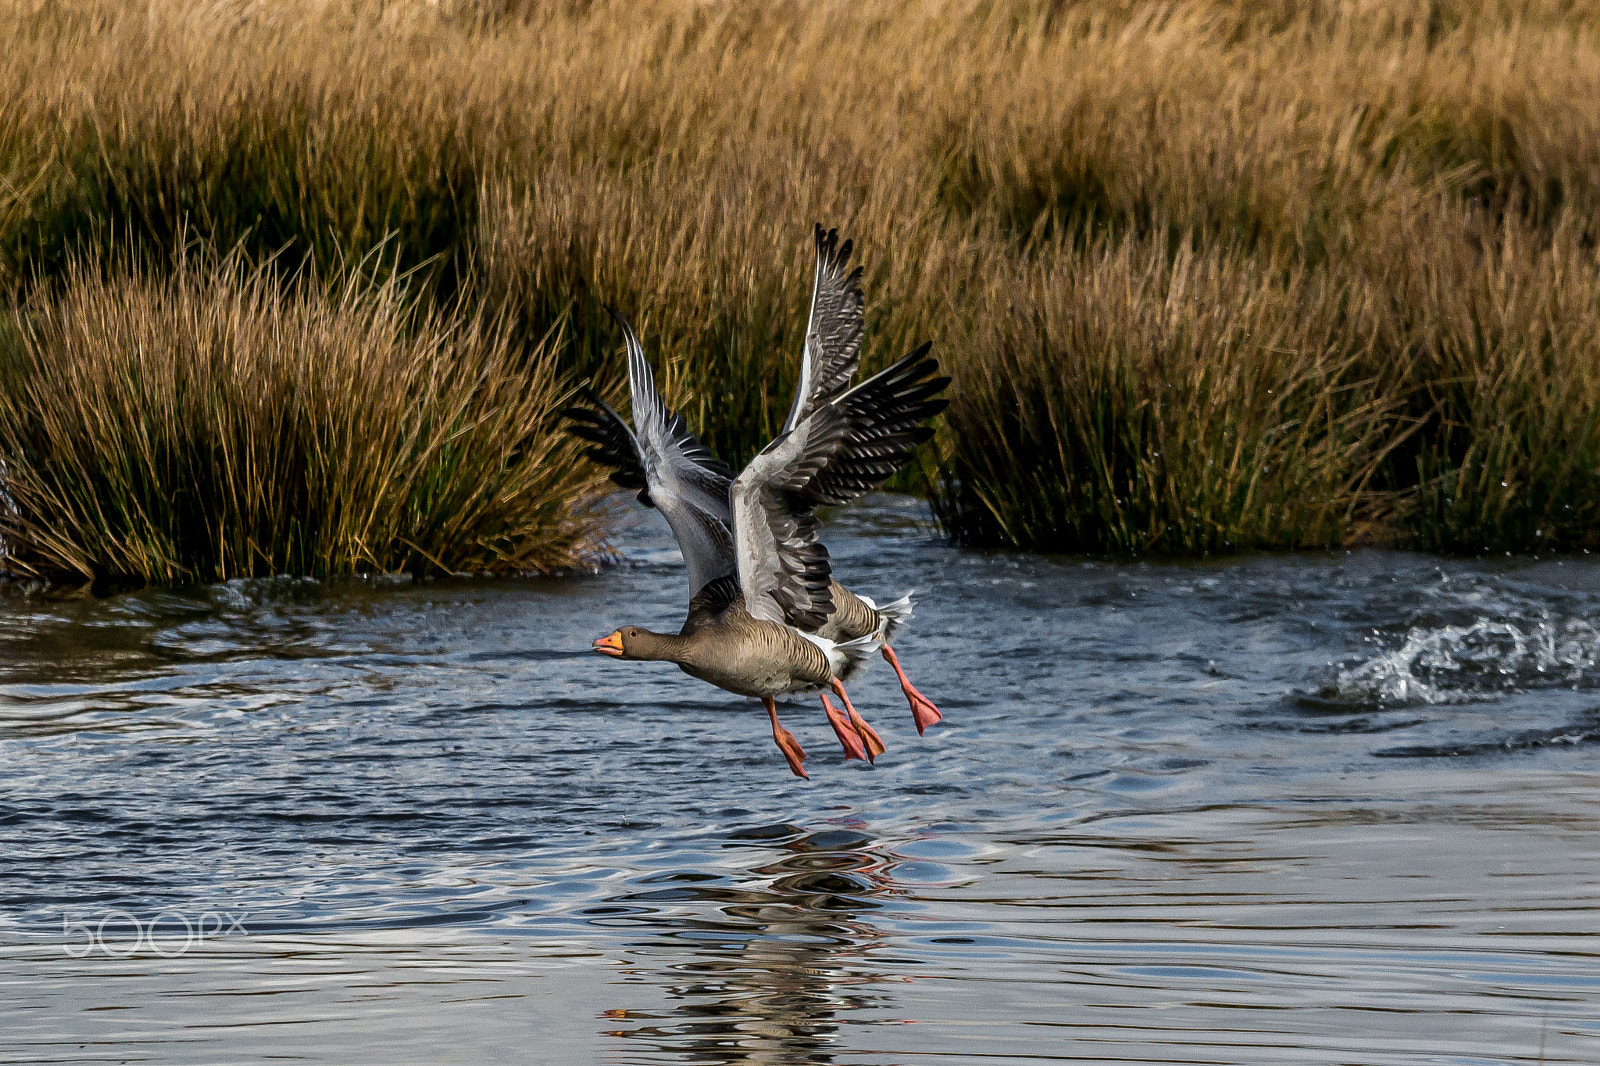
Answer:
[782, 224, 865, 434]
[615, 313, 737, 602]
[733, 344, 949, 629]
[731, 417, 840, 628]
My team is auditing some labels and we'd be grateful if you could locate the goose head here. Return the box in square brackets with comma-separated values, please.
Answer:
[592, 626, 674, 661]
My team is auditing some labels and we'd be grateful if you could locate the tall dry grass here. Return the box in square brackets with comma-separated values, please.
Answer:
[3, 0, 1599, 570]
[931, 236, 1404, 553]
[0, 252, 605, 583]
[1357, 198, 1600, 551]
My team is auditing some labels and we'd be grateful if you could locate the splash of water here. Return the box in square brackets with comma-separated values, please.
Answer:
[1333, 616, 1600, 706]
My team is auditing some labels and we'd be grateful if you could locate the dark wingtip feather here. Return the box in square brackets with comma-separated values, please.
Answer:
[782, 338, 949, 510]
[603, 303, 637, 339]
[814, 223, 855, 276]
[562, 388, 654, 501]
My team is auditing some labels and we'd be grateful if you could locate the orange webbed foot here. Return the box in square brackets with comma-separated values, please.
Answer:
[830, 680, 886, 762]
[882, 644, 943, 735]
[821, 693, 868, 761]
[765, 697, 809, 779]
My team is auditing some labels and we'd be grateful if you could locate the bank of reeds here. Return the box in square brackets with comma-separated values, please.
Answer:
[931, 236, 1402, 553]
[2, 0, 1598, 574]
[1361, 200, 1600, 552]
[0, 253, 605, 583]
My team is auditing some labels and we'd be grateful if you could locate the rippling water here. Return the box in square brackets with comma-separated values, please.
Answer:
[2, 497, 1597, 1064]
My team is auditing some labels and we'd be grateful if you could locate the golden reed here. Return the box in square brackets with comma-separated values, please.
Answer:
[2, 0, 1597, 578]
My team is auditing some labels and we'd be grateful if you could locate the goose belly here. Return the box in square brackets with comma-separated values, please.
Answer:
[674, 628, 832, 699]
[677, 658, 825, 699]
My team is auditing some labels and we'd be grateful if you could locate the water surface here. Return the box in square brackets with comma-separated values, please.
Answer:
[2, 497, 1597, 1063]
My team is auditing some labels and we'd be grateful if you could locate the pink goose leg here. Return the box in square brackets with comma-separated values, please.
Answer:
[881, 644, 943, 735]
[829, 679, 886, 761]
[765, 697, 808, 779]
[820, 693, 868, 762]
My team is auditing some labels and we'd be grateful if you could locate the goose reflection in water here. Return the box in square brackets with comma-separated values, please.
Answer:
[595, 824, 902, 1064]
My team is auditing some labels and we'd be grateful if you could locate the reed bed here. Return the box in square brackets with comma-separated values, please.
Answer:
[2, 0, 1598, 575]
[0, 253, 605, 583]
[931, 236, 1400, 554]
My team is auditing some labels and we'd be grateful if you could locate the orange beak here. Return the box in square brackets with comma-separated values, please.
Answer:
[592, 631, 625, 657]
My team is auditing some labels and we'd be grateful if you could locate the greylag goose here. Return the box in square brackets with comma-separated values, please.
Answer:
[568, 226, 946, 749]
[578, 310, 946, 777]
[779, 225, 946, 736]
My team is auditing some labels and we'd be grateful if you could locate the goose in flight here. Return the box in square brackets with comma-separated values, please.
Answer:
[572, 302, 946, 777]
[778, 225, 946, 736]
[568, 227, 946, 749]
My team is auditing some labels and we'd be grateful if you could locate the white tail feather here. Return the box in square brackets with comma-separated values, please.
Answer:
[869, 590, 915, 641]
[800, 630, 880, 684]
[834, 632, 879, 665]
[841, 590, 915, 651]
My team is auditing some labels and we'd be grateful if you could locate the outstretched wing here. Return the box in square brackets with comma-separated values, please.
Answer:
[729, 419, 842, 630]
[563, 390, 650, 502]
[732, 344, 949, 629]
[564, 311, 737, 602]
[781, 224, 865, 434]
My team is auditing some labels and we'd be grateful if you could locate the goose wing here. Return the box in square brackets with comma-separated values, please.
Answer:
[565, 312, 736, 602]
[562, 389, 650, 501]
[781, 224, 866, 434]
[733, 344, 949, 629]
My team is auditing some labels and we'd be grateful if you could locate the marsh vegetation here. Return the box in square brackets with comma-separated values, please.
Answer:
[2, 0, 1598, 581]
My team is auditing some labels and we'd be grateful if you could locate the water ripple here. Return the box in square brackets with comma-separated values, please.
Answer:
[1, 499, 1598, 1063]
